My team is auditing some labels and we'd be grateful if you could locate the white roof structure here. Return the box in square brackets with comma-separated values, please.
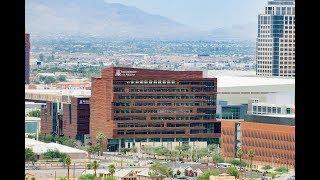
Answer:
[25, 138, 87, 155]
[114, 169, 134, 178]
[214, 75, 295, 88]
[25, 117, 41, 122]
[82, 169, 110, 175]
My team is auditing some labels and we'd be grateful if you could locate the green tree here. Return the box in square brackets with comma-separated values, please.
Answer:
[149, 162, 173, 177]
[274, 166, 289, 174]
[247, 149, 255, 170]
[236, 148, 244, 167]
[63, 156, 71, 180]
[228, 159, 247, 167]
[79, 174, 99, 180]
[212, 153, 224, 163]
[57, 75, 67, 82]
[262, 165, 272, 171]
[28, 109, 41, 117]
[227, 166, 239, 178]
[104, 176, 116, 180]
[108, 164, 116, 176]
[96, 132, 106, 156]
[196, 170, 220, 180]
[92, 160, 99, 177]
[25, 148, 37, 164]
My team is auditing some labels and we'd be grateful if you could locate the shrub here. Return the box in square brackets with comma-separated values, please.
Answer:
[274, 166, 288, 173]
[262, 165, 272, 171]
[227, 166, 239, 177]
[197, 170, 220, 180]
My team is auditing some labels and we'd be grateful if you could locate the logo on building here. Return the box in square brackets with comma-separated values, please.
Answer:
[79, 99, 89, 105]
[115, 69, 137, 77]
[115, 69, 122, 76]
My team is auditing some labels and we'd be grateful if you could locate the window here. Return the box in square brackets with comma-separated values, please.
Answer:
[267, 107, 272, 113]
[272, 107, 277, 113]
[277, 108, 281, 114]
[286, 108, 291, 114]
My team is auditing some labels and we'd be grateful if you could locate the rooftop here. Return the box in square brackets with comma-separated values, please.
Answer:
[25, 138, 87, 155]
[211, 75, 295, 88]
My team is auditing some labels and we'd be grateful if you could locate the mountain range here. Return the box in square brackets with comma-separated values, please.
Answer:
[26, 0, 257, 40]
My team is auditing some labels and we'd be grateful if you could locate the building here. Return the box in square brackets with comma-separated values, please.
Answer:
[90, 67, 220, 152]
[216, 101, 248, 119]
[256, 0, 295, 77]
[40, 96, 90, 144]
[210, 74, 295, 104]
[25, 33, 30, 84]
[25, 138, 87, 159]
[26, 89, 91, 144]
[221, 114, 295, 168]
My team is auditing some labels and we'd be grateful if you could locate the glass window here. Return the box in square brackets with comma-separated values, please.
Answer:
[286, 108, 291, 114]
[272, 107, 277, 113]
[267, 107, 272, 113]
[277, 108, 281, 114]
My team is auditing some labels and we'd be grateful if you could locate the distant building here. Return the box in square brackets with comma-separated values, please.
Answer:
[256, 0, 295, 77]
[25, 33, 30, 84]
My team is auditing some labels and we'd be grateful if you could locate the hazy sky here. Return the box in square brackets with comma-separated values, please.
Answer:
[105, 0, 267, 30]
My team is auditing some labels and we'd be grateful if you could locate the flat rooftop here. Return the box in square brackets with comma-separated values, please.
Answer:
[25, 89, 91, 97]
[212, 75, 295, 88]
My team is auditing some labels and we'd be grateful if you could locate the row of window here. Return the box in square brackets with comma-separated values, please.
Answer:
[116, 95, 216, 100]
[113, 80, 214, 86]
[150, 115, 216, 121]
[242, 131, 295, 142]
[113, 101, 215, 107]
[242, 139, 294, 151]
[117, 130, 186, 135]
[114, 109, 193, 114]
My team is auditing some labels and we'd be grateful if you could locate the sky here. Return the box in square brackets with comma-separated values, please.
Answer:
[105, 0, 267, 31]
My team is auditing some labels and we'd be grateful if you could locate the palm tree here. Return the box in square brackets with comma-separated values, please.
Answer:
[236, 148, 244, 167]
[92, 160, 99, 177]
[63, 156, 71, 180]
[96, 132, 107, 156]
[247, 149, 255, 170]
[108, 164, 116, 176]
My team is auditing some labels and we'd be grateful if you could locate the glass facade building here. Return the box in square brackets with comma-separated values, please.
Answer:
[256, 0, 295, 77]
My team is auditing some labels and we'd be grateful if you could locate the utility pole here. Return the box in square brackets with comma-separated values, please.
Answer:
[54, 171, 56, 180]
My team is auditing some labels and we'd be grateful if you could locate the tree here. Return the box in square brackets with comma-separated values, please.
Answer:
[92, 160, 99, 177]
[196, 170, 220, 180]
[28, 109, 41, 117]
[227, 166, 239, 178]
[79, 174, 99, 180]
[25, 148, 37, 165]
[247, 149, 255, 170]
[104, 176, 116, 180]
[96, 132, 106, 156]
[262, 165, 272, 171]
[63, 156, 71, 180]
[236, 148, 244, 167]
[212, 153, 224, 163]
[108, 164, 116, 176]
[86, 145, 95, 160]
[274, 166, 288, 174]
[57, 75, 67, 82]
[149, 162, 173, 177]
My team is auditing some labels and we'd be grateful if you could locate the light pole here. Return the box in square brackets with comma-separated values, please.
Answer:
[73, 162, 76, 179]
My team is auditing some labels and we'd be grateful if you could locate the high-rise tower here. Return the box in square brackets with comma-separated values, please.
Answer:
[256, 0, 295, 77]
[25, 33, 30, 84]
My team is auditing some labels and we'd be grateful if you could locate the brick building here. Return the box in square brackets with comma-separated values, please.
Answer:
[40, 96, 90, 143]
[90, 67, 220, 151]
[221, 114, 295, 168]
